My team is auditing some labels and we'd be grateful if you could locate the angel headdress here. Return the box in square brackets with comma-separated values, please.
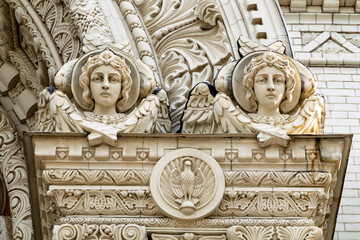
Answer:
[37, 48, 171, 146]
[181, 37, 325, 146]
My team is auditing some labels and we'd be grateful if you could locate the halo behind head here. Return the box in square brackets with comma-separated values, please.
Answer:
[232, 51, 301, 114]
[71, 48, 140, 113]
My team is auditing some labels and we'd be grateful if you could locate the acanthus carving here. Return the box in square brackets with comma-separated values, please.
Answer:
[152, 233, 226, 240]
[59, 217, 314, 228]
[0, 107, 33, 239]
[224, 171, 332, 188]
[0, 0, 12, 61]
[9, 49, 42, 95]
[276, 226, 322, 240]
[134, 0, 232, 131]
[47, 189, 160, 216]
[43, 169, 151, 186]
[226, 226, 322, 240]
[216, 190, 327, 225]
[63, 0, 115, 52]
[31, 0, 82, 63]
[54, 224, 147, 240]
[227, 226, 274, 240]
[7, 0, 58, 83]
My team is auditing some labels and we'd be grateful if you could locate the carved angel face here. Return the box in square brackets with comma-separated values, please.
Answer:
[79, 49, 133, 114]
[254, 66, 285, 116]
[243, 52, 297, 114]
[90, 65, 122, 115]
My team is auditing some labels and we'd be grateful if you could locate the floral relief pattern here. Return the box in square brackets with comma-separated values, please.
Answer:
[0, 107, 33, 239]
[48, 189, 160, 215]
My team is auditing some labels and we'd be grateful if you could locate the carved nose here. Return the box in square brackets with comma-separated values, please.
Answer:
[102, 77, 110, 89]
[267, 79, 274, 91]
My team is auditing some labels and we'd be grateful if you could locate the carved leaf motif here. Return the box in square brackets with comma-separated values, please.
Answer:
[0, 108, 33, 239]
[227, 226, 274, 240]
[269, 172, 297, 185]
[135, 0, 231, 131]
[276, 226, 322, 240]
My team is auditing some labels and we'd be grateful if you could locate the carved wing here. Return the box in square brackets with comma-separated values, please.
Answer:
[37, 88, 55, 131]
[192, 168, 205, 198]
[121, 94, 160, 133]
[153, 89, 171, 133]
[38, 88, 83, 132]
[237, 35, 285, 57]
[213, 93, 252, 133]
[287, 94, 326, 134]
[181, 83, 216, 133]
[170, 168, 183, 199]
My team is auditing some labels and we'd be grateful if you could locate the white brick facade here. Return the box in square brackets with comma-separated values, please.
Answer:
[281, 5, 360, 239]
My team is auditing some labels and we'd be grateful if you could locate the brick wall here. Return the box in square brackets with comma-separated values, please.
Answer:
[281, 7, 360, 240]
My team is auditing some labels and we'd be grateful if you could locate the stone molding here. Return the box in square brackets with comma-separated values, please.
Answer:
[24, 132, 351, 239]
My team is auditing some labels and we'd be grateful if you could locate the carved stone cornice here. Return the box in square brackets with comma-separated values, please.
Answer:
[25, 133, 351, 239]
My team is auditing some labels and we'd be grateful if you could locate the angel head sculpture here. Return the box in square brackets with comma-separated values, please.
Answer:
[37, 48, 171, 146]
[79, 49, 132, 115]
[182, 42, 325, 146]
[242, 51, 297, 116]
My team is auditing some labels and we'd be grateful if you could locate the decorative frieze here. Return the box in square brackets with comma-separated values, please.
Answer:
[54, 224, 146, 240]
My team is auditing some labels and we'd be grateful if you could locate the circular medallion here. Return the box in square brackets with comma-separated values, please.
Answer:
[150, 148, 225, 220]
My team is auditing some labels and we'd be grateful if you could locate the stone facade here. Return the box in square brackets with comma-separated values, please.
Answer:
[0, 0, 359, 239]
